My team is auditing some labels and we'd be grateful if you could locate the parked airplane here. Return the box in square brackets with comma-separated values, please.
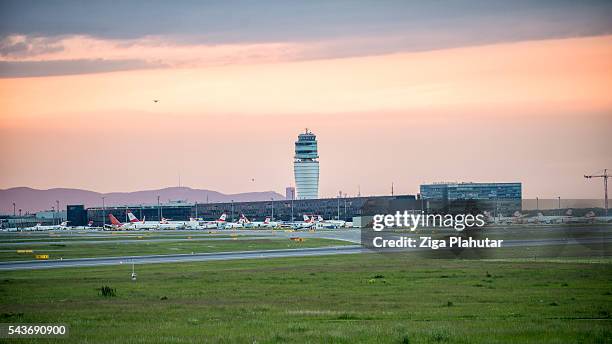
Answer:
[279, 215, 314, 229]
[222, 215, 245, 229]
[203, 213, 228, 229]
[532, 209, 574, 224]
[23, 221, 70, 231]
[487, 211, 527, 225]
[107, 214, 135, 230]
[154, 217, 188, 230]
[581, 211, 612, 223]
[126, 212, 165, 230]
[242, 214, 280, 228]
[314, 215, 346, 229]
[71, 220, 95, 230]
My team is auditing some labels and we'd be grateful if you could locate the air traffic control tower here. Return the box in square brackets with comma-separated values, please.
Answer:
[294, 129, 319, 199]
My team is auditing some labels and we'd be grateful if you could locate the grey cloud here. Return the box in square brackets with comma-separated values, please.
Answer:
[0, 59, 164, 78]
[0, 36, 64, 58]
[0, 0, 611, 45]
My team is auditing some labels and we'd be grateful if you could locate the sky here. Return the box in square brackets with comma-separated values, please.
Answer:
[0, 0, 611, 199]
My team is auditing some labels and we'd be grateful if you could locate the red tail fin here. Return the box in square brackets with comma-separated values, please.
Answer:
[108, 214, 122, 226]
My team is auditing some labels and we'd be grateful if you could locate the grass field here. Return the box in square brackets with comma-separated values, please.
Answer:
[0, 238, 348, 261]
[1, 246, 611, 343]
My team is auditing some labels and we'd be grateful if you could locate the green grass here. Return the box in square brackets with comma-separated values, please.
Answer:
[1, 248, 611, 343]
[390, 224, 612, 241]
[0, 238, 349, 261]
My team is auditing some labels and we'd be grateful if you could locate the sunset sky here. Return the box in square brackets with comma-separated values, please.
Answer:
[0, 1, 611, 199]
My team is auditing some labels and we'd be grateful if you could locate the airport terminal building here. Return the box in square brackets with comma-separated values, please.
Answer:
[86, 194, 421, 226]
[420, 182, 522, 215]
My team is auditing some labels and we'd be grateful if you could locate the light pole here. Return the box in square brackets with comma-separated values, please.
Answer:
[271, 198, 274, 220]
[291, 198, 294, 222]
[231, 200, 234, 222]
[536, 197, 539, 212]
[157, 196, 161, 221]
[12, 202, 15, 217]
[102, 196, 106, 228]
[52, 206, 55, 225]
[558, 196, 561, 216]
[337, 195, 340, 220]
[56, 200, 59, 224]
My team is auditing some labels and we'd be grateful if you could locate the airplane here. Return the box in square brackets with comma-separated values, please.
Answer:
[187, 213, 230, 229]
[531, 209, 575, 224]
[222, 214, 245, 229]
[155, 217, 188, 230]
[241, 214, 279, 228]
[203, 213, 228, 229]
[106, 214, 135, 230]
[126, 212, 161, 230]
[314, 215, 346, 229]
[578, 211, 612, 223]
[279, 215, 315, 230]
[71, 220, 96, 230]
[126, 212, 187, 230]
[486, 211, 528, 225]
[23, 221, 70, 231]
[107, 213, 160, 230]
[238, 214, 258, 228]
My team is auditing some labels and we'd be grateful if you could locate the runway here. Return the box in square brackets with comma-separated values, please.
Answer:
[1, 235, 609, 271]
[0, 229, 363, 246]
[0, 245, 363, 270]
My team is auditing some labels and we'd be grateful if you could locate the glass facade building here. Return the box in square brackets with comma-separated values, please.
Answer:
[195, 195, 417, 222]
[87, 203, 194, 226]
[85, 195, 417, 225]
[67, 204, 88, 226]
[294, 129, 319, 199]
[420, 182, 522, 215]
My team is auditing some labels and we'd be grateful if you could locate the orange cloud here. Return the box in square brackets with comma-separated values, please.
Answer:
[1, 35, 610, 124]
[0, 35, 610, 197]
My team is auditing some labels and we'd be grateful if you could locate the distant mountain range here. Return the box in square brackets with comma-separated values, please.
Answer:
[0, 187, 285, 214]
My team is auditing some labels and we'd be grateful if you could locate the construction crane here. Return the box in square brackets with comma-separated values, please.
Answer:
[584, 169, 609, 216]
